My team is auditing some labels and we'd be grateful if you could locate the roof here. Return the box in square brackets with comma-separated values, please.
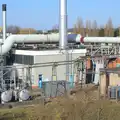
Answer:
[13, 49, 87, 56]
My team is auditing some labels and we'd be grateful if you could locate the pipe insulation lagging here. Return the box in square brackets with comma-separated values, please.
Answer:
[1, 33, 120, 55]
[0, 34, 80, 55]
[82, 37, 120, 43]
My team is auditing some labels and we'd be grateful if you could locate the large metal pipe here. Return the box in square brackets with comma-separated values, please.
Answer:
[2, 4, 7, 42]
[1, 34, 120, 55]
[82, 37, 120, 43]
[59, 0, 67, 49]
[59, 0, 69, 80]
[0, 34, 79, 55]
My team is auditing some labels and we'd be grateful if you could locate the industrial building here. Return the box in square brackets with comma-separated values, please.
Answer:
[0, 0, 120, 103]
[12, 49, 86, 88]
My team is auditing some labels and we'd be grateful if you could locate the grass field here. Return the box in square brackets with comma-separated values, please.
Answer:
[0, 86, 120, 120]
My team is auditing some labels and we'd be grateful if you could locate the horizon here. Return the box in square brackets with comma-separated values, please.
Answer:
[0, 0, 119, 30]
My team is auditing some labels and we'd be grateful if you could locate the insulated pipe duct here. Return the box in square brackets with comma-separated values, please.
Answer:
[0, 34, 79, 55]
[59, 0, 67, 49]
[2, 4, 7, 42]
[81, 37, 120, 43]
[1, 34, 120, 55]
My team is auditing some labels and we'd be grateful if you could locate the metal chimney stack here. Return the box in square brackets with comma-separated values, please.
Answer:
[2, 4, 7, 42]
[59, 0, 68, 49]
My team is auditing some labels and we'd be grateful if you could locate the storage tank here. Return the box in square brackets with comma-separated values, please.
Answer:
[109, 58, 120, 68]
[19, 89, 30, 101]
[1, 90, 13, 103]
[107, 58, 117, 68]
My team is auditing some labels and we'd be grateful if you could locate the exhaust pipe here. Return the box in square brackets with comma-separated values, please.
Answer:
[59, 0, 68, 50]
[59, 0, 69, 80]
[2, 4, 7, 42]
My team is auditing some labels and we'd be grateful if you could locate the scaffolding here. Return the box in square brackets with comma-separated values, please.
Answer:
[86, 44, 120, 57]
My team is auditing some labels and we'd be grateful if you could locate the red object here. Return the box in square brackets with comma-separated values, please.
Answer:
[80, 36, 84, 43]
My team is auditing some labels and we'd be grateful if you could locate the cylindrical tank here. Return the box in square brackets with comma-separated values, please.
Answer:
[1, 90, 13, 103]
[19, 89, 30, 101]
[107, 58, 117, 68]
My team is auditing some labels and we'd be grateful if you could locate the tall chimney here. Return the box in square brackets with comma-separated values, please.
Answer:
[59, 0, 67, 49]
[2, 4, 7, 42]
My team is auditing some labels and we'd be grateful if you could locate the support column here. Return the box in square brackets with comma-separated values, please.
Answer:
[52, 63, 57, 81]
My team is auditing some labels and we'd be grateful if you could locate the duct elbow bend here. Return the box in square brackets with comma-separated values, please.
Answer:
[0, 35, 15, 55]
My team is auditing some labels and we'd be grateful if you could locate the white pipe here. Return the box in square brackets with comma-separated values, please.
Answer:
[1, 33, 120, 55]
[79, 37, 120, 43]
[59, 0, 67, 49]
[0, 34, 79, 55]
[2, 4, 6, 42]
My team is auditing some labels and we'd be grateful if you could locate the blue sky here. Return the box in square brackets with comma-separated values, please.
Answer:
[0, 0, 119, 30]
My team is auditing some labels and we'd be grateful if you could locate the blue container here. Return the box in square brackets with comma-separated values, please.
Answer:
[110, 86, 120, 99]
[69, 75, 74, 89]
[38, 74, 43, 88]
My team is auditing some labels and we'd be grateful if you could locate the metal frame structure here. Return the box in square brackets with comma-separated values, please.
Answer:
[1, 43, 120, 89]
[85, 44, 120, 57]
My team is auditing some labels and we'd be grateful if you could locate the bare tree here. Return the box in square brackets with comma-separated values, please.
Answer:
[88, 20, 92, 36]
[99, 25, 105, 37]
[105, 17, 114, 36]
[104, 24, 108, 36]
[19, 28, 36, 34]
[7, 25, 20, 34]
[85, 20, 89, 36]
[119, 27, 120, 36]
[76, 17, 85, 36]
[73, 24, 78, 34]
[52, 24, 59, 33]
[92, 20, 98, 36]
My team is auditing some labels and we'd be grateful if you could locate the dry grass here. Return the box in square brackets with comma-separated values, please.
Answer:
[0, 86, 120, 120]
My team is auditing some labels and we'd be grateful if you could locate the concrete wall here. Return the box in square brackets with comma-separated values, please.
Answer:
[100, 72, 120, 96]
[109, 73, 120, 86]
[33, 53, 84, 87]
[13, 49, 86, 88]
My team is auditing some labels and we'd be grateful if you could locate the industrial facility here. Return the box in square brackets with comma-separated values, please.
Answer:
[0, 0, 120, 104]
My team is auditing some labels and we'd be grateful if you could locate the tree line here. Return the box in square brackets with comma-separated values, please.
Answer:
[1, 17, 120, 36]
[73, 17, 120, 37]
[0, 25, 37, 34]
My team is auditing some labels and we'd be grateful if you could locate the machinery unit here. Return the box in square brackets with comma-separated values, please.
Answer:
[19, 89, 30, 101]
[1, 90, 13, 104]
